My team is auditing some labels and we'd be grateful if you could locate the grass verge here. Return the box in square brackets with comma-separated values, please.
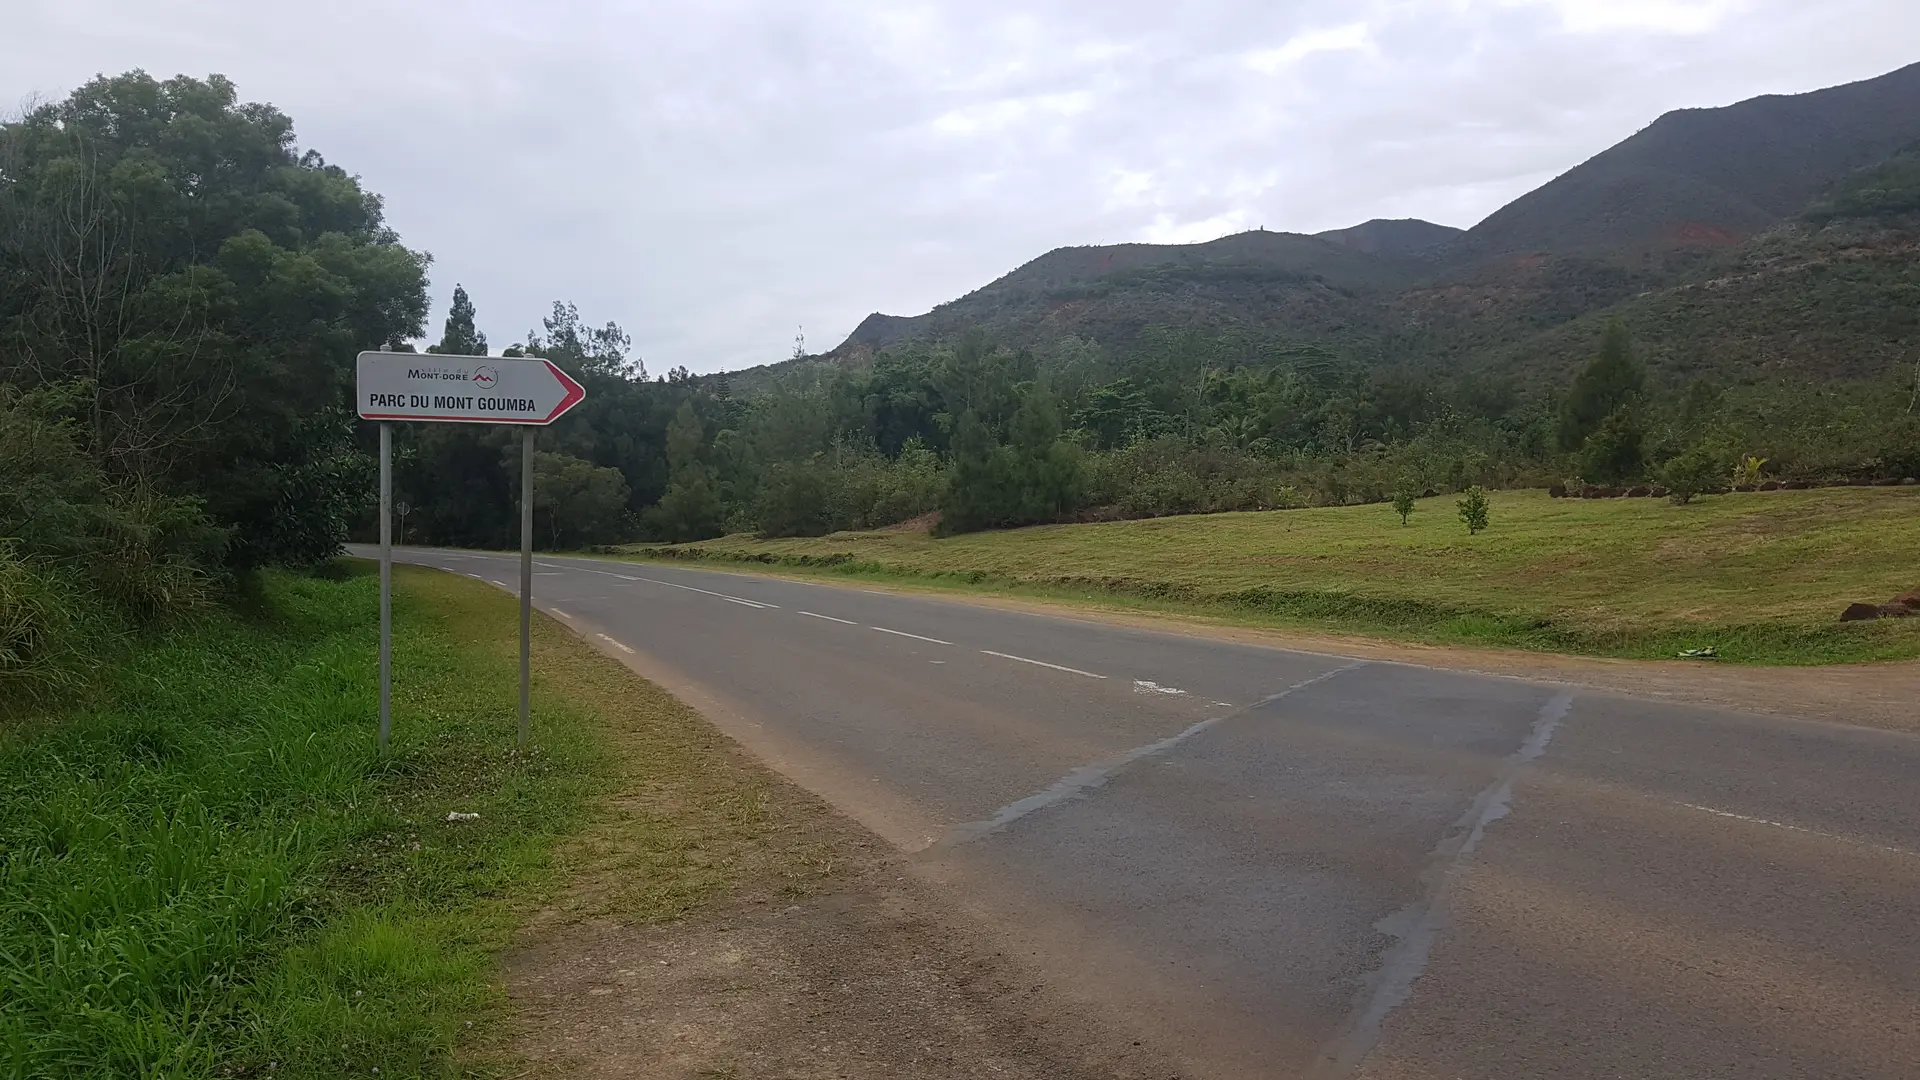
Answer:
[0, 562, 822, 1079]
[620, 487, 1920, 666]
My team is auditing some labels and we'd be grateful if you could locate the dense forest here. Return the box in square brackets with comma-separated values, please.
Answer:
[391, 276, 1919, 547]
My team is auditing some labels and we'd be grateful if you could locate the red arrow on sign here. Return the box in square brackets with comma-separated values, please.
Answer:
[541, 360, 586, 423]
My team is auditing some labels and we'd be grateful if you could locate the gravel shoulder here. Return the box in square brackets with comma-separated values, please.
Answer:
[497, 603, 1163, 1080]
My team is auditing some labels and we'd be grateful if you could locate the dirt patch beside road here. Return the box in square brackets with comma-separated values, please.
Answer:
[509, 867, 1163, 1080]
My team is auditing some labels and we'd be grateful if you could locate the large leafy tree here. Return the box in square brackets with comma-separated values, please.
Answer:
[0, 71, 429, 566]
[531, 450, 630, 548]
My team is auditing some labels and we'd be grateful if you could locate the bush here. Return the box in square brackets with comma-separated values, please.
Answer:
[1659, 446, 1725, 505]
[1391, 489, 1416, 525]
[1457, 486, 1491, 535]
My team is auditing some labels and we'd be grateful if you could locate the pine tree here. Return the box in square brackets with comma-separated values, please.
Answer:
[427, 284, 488, 356]
[1557, 320, 1644, 452]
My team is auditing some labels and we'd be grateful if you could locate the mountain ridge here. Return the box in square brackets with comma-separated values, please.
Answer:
[804, 60, 1920, 384]
[1459, 61, 1920, 256]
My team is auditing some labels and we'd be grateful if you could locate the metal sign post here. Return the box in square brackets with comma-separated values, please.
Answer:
[519, 429, 534, 747]
[379, 422, 393, 750]
[356, 351, 587, 751]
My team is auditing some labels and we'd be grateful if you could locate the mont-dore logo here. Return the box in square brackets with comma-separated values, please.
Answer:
[472, 365, 500, 389]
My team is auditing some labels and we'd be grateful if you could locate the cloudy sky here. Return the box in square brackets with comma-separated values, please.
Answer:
[6, 1, 1917, 373]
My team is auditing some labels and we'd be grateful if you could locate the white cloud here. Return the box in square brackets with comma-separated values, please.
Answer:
[1243, 22, 1375, 74]
[1494, 0, 1754, 34]
[2, 0, 1913, 371]
[1104, 168, 1159, 210]
[932, 91, 1095, 136]
[1141, 210, 1253, 245]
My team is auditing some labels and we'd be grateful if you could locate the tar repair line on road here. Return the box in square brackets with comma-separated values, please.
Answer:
[927, 660, 1370, 852]
[1307, 688, 1577, 1080]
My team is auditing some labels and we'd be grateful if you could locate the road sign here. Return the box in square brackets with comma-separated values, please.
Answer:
[358, 350, 589, 753]
[356, 351, 586, 425]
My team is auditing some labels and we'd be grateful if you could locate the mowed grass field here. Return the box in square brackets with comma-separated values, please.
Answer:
[630, 488, 1920, 665]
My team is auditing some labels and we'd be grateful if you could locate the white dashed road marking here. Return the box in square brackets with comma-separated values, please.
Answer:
[981, 650, 1106, 679]
[1133, 680, 1187, 695]
[597, 633, 635, 655]
[799, 611, 859, 625]
[640, 576, 777, 609]
[1677, 802, 1918, 860]
[871, 626, 954, 646]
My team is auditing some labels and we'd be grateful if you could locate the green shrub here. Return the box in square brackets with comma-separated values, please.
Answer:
[1659, 446, 1725, 505]
[1391, 489, 1416, 526]
[1457, 486, 1491, 534]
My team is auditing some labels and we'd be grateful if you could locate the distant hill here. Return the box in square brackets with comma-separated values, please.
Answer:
[1460, 62, 1920, 256]
[770, 61, 1920, 389]
[1315, 218, 1464, 256]
[837, 229, 1422, 356]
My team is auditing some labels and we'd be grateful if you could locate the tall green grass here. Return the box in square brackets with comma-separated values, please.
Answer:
[0, 548, 96, 699]
[0, 564, 611, 1078]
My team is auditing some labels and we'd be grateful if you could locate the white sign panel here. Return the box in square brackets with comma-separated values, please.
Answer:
[355, 351, 586, 425]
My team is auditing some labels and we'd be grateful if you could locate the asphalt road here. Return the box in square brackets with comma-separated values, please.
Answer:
[384, 548, 1920, 1079]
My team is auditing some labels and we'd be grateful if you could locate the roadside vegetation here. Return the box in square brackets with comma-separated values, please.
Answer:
[0, 71, 828, 1079]
[0, 565, 603, 1075]
[0, 563, 828, 1078]
[628, 487, 1920, 666]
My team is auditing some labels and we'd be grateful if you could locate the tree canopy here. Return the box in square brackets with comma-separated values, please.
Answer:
[0, 70, 428, 566]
